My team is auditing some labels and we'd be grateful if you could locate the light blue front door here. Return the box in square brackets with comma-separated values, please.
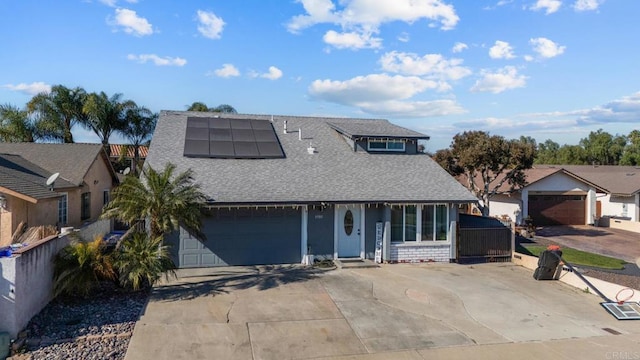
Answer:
[337, 205, 361, 258]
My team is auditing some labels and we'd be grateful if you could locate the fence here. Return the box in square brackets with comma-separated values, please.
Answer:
[457, 214, 513, 263]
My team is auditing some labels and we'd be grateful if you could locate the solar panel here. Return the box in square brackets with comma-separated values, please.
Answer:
[183, 117, 285, 159]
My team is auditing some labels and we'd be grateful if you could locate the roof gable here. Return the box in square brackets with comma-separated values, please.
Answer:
[0, 154, 74, 201]
[0, 143, 116, 186]
[146, 111, 476, 205]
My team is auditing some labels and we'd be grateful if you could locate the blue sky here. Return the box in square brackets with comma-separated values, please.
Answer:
[1, 0, 639, 151]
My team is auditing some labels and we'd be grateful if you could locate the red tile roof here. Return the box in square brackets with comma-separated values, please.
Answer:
[109, 144, 148, 158]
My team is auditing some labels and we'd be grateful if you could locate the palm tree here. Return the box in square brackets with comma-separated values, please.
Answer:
[0, 104, 39, 142]
[101, 163, 206, 241]
[83, 92, 136, 155]
[27, 85, 87, 143]
[122, 106, 158, 175]
[187, 102, 237, 113]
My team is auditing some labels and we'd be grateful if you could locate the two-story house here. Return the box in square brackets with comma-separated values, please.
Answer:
[146, 111, 477, 268]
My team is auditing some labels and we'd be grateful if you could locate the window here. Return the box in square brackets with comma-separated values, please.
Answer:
[391, 205, 417, 242]
[58, 193, 68, 225]
[103, 190, 110, 206]
[81, 192, 91, 220]
[367, 139, 405, 152]
[393, 204, 449, 243]
[421, 204, 448, 241]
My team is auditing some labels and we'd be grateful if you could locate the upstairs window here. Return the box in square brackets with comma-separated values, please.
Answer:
[367, 139, 405, 152]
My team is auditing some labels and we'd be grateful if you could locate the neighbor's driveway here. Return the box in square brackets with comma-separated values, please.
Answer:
[535, 225, 640, 263]
[125, 263, 640, 360]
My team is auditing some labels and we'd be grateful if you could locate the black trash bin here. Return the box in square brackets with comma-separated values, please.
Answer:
[533, 249, 562, 280]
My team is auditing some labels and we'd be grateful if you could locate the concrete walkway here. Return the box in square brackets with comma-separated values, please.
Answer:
[125, 263, 640, 360]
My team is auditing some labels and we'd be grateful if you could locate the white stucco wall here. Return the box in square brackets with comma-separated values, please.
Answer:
[598, 194, 638, 222]
[0, 234, 71, 339]
[489, 194, 522, 224]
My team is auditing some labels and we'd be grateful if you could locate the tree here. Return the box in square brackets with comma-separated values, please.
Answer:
[620, 130, 640, 166]
[187, 102, 237, 113]
[83, 92, 136, 154]
[114, 232, 175, 291]
[579, 129, 626, 165]
[0, 104, 40, 142]
[101, 163, 206, 241]
[122, 106, 158, 175]
[27, 85, 87, 143]
[535, 139, 560, 164]
[435, 131, 536, 216]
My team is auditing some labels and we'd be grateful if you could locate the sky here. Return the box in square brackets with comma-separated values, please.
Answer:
[1, 0, 639, 151]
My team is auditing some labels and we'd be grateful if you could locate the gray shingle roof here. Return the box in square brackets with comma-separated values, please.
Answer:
[0, 143, 106, 186]
[146, 111, 477, 205]
[0, 154, 74, 200]
[329, 120, 429, 139]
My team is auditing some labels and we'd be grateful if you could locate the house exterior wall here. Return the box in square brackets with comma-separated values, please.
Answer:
[307, 206, 334, 259]
[489, 194, 522, 224]
[0, 196, 59, 247]
[82, 155, 115, 223]
[599, 194, 638, 221]
[522, 172, 598, 225]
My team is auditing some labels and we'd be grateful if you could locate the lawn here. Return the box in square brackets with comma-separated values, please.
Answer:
[518, 244, 627, 270]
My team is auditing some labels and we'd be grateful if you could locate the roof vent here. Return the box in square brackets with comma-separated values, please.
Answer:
[626, 173, 635, 176]
[307, 142, 316, 154]
[284, 120, 288, 134]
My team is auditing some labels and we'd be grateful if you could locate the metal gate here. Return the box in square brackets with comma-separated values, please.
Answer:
[458, 214, 512, 263]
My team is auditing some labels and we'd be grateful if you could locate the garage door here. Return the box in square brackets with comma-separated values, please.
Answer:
[176, 207, 301, 268]
[528, 195, 585, 226]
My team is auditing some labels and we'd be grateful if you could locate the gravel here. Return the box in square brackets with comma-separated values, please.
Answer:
[10, 283, 149, 360]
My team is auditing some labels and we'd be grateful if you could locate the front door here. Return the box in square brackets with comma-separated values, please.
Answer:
[337, 205, 361, 258]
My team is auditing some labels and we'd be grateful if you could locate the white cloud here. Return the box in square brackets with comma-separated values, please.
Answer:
[470, 66, 527, 93]
[397, 32, 410, 42]
[323, 30, 382, 49]
[529, 37, 566, 59]
[196, 10, 225, 39]
[309, 74, 439, 103]
[2, 82, 51, 95]
[288, 0, 459, 49]
[260, 66, 283, 80]
[110, 8, 153, 36]
[573, 0, 601, 11]
[99, 0, 117, 7]
[356, 99, 466, 117]
[573, 92, 640, 125]
[489, 40, 515, 59]
[210, 64, 240, 78]
[379, 51, 471, 82]
[127, 54, 187, 66]
[452, 42, 468, 53]
[530, 0, 562, 14]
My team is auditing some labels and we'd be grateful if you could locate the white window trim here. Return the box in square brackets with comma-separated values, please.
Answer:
[367, 139, 405, 152]
[58, 193, 68, 225]
[391, 204, 450, 244]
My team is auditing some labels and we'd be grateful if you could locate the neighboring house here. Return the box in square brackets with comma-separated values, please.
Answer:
[109, 144, 149, 172]
[487, 165, 640, 226]
[0, 143, 119, 246]
[145, 111, 477, 268]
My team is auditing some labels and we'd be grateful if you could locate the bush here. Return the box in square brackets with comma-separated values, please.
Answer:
[53, 236, 116, 297]
[114, 232, 176, 291]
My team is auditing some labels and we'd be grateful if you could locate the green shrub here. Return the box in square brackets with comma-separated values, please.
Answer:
[53, 236, 116, 297]
[114, 232, 176, 291]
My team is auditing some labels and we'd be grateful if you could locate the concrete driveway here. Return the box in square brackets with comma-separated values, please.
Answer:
[125, 263, 640, 360]
[535, 226, 640, 263]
